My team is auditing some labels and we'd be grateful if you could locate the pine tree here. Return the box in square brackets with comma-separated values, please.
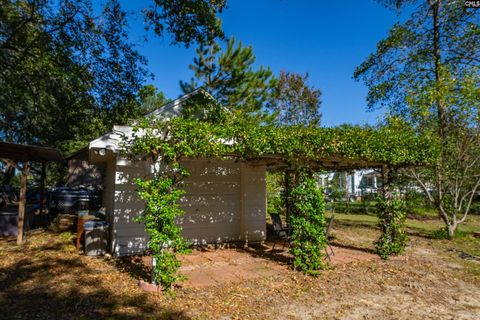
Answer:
[180, 37, 276, 115]
[144, 0, 226, 46]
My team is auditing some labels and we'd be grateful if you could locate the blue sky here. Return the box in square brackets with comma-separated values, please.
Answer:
[119, 0, 410, 127]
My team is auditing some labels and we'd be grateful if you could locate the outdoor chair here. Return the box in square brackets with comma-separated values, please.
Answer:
[270, 213, 291, 252]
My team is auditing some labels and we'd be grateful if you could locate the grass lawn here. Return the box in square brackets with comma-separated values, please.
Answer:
[328, 211, 480, 238]
[329, 212, 480, 277]
[0, 213, 479, 319]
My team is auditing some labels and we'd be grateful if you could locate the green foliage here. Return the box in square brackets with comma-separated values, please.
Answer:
[266, 172, 285, 215]
[138, 85, 169, 115]
[354, 0, 480, 237]
[142, 116, 435, 167]
[269, 71, 322, 126]
[431, 227, 469, 240]
[471, 201, 480, 215]
[354, 1, 479, 115]
[375, 197, 408, 259]
[1, 0, 224, 150]
[325, 173, 348, 202]
[180, 37, 276, 115]
[404, 189, 432, 214]
[135, 175, 190, 290]
[127, 111, 434, 283]
[0, 0, 148, 150]
[144, 0, 226, 46]
[289, 170, 328, 275]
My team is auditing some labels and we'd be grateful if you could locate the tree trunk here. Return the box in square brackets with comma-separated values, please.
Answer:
[431, 0, 445, 138]
[447, 223, 456, 239]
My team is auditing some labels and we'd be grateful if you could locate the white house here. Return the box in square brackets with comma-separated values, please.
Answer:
[87, 90, 267, 256]
[318, 170, 381, 198]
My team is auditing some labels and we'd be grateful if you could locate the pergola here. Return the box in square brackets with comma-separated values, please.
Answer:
[248, 154, 388, 223]
[0, 141, 63, 244]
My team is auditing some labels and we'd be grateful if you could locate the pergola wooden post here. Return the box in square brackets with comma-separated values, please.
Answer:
[40, 162, 46, 214]
[17, 164, 29, 245]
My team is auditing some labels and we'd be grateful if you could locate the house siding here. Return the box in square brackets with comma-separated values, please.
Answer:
[111, 157, 149, 256]
[242, 164, 267, 243]
[109, 158, 266, 256]
[178, 159, 242, 245]
[67, 150, 104, 188]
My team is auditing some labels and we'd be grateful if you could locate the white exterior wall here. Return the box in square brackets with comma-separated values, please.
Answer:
[109, 157, 267, 256]
[178, 160, 241, 244]
[241, 163, 267, 243]
[111, 157, 149, 256]
[102, 153, 116, 223]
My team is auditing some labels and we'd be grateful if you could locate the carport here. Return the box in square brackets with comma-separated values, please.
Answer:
[0, 142, 63, 244]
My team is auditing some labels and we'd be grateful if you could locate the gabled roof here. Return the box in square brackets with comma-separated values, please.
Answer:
[144, 88, 216, 121]
[89, 89, 215, 154]
[89, 125, 133, 154]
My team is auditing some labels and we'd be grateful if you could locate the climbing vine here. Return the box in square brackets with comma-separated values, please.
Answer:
[135, 174, 190, 289]
[374, 167, 408, 259]
[125, 111, 435, 288]
[288, 169, 328, 275]
[128, 124, 193, 290]
[375, 197, 408, 259]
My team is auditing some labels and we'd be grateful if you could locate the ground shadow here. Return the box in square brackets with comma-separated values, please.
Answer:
[332, 218, 378, 230]
[333, 214, 446, 242]
[241, 239, 293, 266]
[113, 255, 152, 283]
[0, 235, 190, 320]
[405, 227, 436, 239]
[328, 241, 377, 255]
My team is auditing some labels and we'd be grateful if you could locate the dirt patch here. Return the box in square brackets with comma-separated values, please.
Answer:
[136, 242, 379, 289]
[180, 249, 283, 288]
[1, 229, 479, 319]
[326, 244, 378, 264]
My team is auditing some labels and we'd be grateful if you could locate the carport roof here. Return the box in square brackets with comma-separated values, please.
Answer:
[0, 141, 63, 163]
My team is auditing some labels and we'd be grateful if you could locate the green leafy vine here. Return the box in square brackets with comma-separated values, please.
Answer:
[125, 113, 434, 288]
[375, 197, 408, 259]
[289, 169, 328, 275]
